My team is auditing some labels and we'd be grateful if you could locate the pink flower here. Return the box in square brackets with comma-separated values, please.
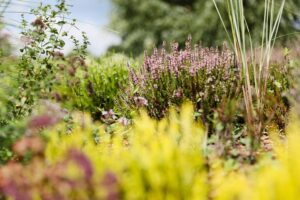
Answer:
[174, 89, 183, 99]
[118, 117, 130, 126]
[134, 96, 148, 107]
[108, 109, 117, 120]
[102, 109, 117, 120]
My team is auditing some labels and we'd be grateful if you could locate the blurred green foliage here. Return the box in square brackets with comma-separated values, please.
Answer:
[0, 57, 18, 125]
[110, 0, 300, 55]
[0, 32, 11, 56]
[55, 54, 137, 119]
[0, 0, 89, 164]
[15, 0, 89, 119]
[0, 57, 25, 164]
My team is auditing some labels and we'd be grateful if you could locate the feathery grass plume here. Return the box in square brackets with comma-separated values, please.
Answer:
[212, 0, 286, 153]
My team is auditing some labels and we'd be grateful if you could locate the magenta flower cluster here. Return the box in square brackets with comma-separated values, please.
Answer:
[126, 38, 238, 119]
[130, 39, 235, 84]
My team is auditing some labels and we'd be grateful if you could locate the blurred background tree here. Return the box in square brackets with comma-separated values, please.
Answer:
[109, 0, 300, 55]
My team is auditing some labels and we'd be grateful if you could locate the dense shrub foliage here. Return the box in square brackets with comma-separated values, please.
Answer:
[15, 0, 88, 119]
[55, 54, 135, 119]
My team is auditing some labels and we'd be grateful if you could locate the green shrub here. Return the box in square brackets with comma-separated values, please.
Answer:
[0, 0, 89, 164]
[55, 54, 137, 119]
[0, 57, 26, 164]
[15, 0, 88, 118]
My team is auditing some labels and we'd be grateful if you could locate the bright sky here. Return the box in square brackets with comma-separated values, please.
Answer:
[3, 0, 121, 56]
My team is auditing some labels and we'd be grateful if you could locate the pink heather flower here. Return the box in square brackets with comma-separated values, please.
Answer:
[170, 56, 179, 77]
[144, 52, 151, 72]
[108, 109, 115, 116]
[118, 117, 130, 126]
[133, 38, 235, 94]
[102, 109, 117, 120]
[189, 67, 197, 77]
[102, 111, 109, 119]
[134, 96, 148, 107]
[174, 89, 183, 99]
[129, 68, 139, 85]
[171, 42, 179, 56]
[108, 109, 117, 120]
[127, 62, 139, 85]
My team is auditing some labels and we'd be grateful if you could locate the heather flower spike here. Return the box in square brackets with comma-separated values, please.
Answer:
[118, 117, 130, 126]
[138, 37, 234, 83]
[134, 96, 148, 107]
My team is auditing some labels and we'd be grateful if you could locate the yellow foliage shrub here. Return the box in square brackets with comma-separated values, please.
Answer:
[45, 103, 207, 200]
[2, 105, 300, 200]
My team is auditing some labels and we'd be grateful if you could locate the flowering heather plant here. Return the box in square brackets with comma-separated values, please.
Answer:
[126, 38, 240, 122]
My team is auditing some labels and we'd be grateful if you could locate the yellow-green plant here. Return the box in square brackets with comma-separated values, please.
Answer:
[46, 103, 207, 199]
[2, 105, 300, 199]
[210, 112, 300, 200]
[0, 103, 207, 199]
[55, 54, 133, 118]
